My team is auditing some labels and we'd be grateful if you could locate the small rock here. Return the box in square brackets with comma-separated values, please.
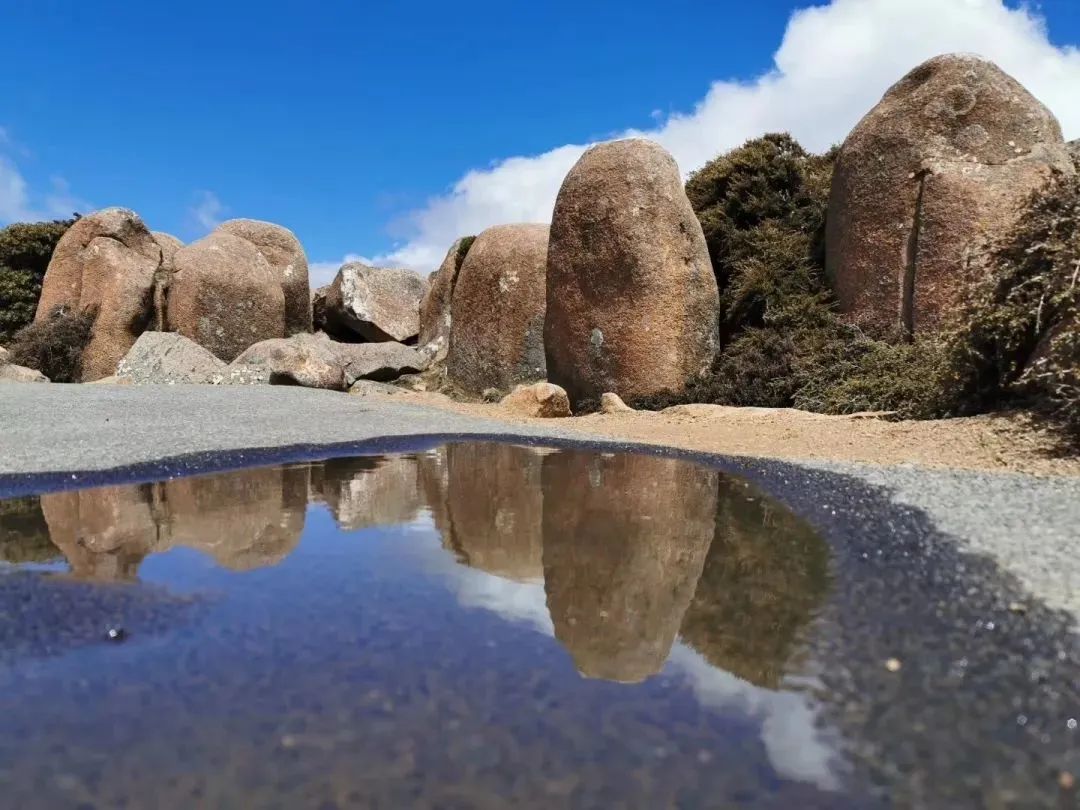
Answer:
[1059, 771, 1075, 791]
[500, 382, 572, 418]
[1008, 601, 1028, 614]
[106, 627, 127, 643]
[348, 380, 405, 397]
[599, 392, 634, 414]
[482, 388, 502, 403]
[0, 364, 49, 383]
[885, 657, 902, 672]
[116, 332, 227, 384]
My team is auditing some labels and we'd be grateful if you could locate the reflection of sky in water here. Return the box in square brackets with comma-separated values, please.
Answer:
[415, 512, 840, 792]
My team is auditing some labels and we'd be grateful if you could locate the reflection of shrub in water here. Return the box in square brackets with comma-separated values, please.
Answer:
[679, 478, 830, 689]
[0, 497, 59, 564]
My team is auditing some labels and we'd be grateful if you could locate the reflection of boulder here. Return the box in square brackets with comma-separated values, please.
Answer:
[40, 484, 163, 580]
[38, 465, 308, 579]
[422, 444, 545, 582]
[678, 479, 829, 689]
[313, 456, 421, 530]
[0, 497, 61, 564]
[164, 465, 308, 571]
[542, 450, 717, 683]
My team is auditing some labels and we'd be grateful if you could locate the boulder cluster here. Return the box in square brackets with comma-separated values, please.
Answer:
[4, 52, 1076, 425]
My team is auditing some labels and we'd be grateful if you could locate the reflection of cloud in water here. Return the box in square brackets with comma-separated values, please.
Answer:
[667, 643, 838, 791]
[430, 546, 837, 791]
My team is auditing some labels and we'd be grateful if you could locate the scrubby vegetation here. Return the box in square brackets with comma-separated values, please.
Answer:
[636, 133, 1080, 445]
[637, 133, 950, 418]
[7, 305, 96, 382]
[0, 218, 76, 344]
[946, 172, 1080, 444]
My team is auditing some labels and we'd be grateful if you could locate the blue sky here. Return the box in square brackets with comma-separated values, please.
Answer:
[2, 0, 1079, 282]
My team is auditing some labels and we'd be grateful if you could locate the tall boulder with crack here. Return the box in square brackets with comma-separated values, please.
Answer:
[34, 208, 165, 381]
[826, 53, 1074, 340]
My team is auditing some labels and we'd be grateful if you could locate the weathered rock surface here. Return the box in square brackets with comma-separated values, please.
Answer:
[0, 364, 49, 383]
[542, 450, 717, 682]
[231, 333, 343, 389]
[42, 466, 308, 580]
[229, 332, 429, 390]
[35, 208, 163, 381]
[1067, 139, 1080, 169]
[499, 382, 571, 418]
[312, 456, 421, 531]
[164, 466, 308, 571]
[420, 444, 545, 582]
[545, 139, 720, 408]
[41, 485, 160, 580]
[419, 237, 472, 355]
[599, 392, 634, 414]
[0, 346, 9, 364]
[324, 263, 424, 343]
[116, 332, 226, 384]
[219, 219, 312, 335]
[446, 224, 549, 395]
[166, 232, 286, 361]
[347, 379, 406, 397]
[826, 54, 1075, 338]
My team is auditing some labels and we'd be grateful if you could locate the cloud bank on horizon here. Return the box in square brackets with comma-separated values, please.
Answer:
[358, 0, 1080, 276]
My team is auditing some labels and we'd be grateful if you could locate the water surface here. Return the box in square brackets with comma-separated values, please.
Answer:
[0, 442, 848, 808]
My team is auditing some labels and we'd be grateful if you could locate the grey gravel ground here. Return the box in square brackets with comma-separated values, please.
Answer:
[1, 383, 1078, 622]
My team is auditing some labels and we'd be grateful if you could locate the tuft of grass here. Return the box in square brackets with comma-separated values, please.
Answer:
[7, 305, 96, 382]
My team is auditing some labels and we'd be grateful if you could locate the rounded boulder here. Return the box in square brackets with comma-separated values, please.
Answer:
[826, 54, 1074, 338]
[545, 139, 719, 408]
[218, 219, 312, 335]
[446, 224, 548, 396]
[35, 208, 163, 381]
[166, 232, 286, 361]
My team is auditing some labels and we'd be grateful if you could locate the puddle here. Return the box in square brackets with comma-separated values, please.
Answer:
[0, 440, 1067, 808]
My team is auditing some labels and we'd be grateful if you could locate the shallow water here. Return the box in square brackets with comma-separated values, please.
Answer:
[0, 440, 1076, 808]
[0, 442, 857, 808]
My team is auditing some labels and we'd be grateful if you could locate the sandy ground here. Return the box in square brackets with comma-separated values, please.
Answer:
[390, 392, 1080, 477]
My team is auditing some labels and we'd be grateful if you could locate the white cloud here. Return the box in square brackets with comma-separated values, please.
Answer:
[189, 190, 227, 233]
[0, 142, 90, 225]
[366, 0, 1080, 272]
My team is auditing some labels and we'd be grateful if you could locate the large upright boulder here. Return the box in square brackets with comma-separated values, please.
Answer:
[419, 236, 473, 353]
[324, 263, 424, 343]
[545, 139, 720, 408]
[446, 224, 548, 396]
[35, 208, 163, 381]
[218, 219, 312, 335]
[826, 54, 1074, 338]
[166, 232, 286, 361]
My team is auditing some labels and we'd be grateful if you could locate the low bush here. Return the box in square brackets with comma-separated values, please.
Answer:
[0, 219, 76, 344]
[943, 171, 1080, 443]
[7, 305, 96, 382]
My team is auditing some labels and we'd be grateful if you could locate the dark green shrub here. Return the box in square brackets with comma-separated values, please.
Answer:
[7, 305, 95, 382]
[0, 218, 75, 343]
[943, 172, 1080, 442]
[455, 235, 476, 266]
